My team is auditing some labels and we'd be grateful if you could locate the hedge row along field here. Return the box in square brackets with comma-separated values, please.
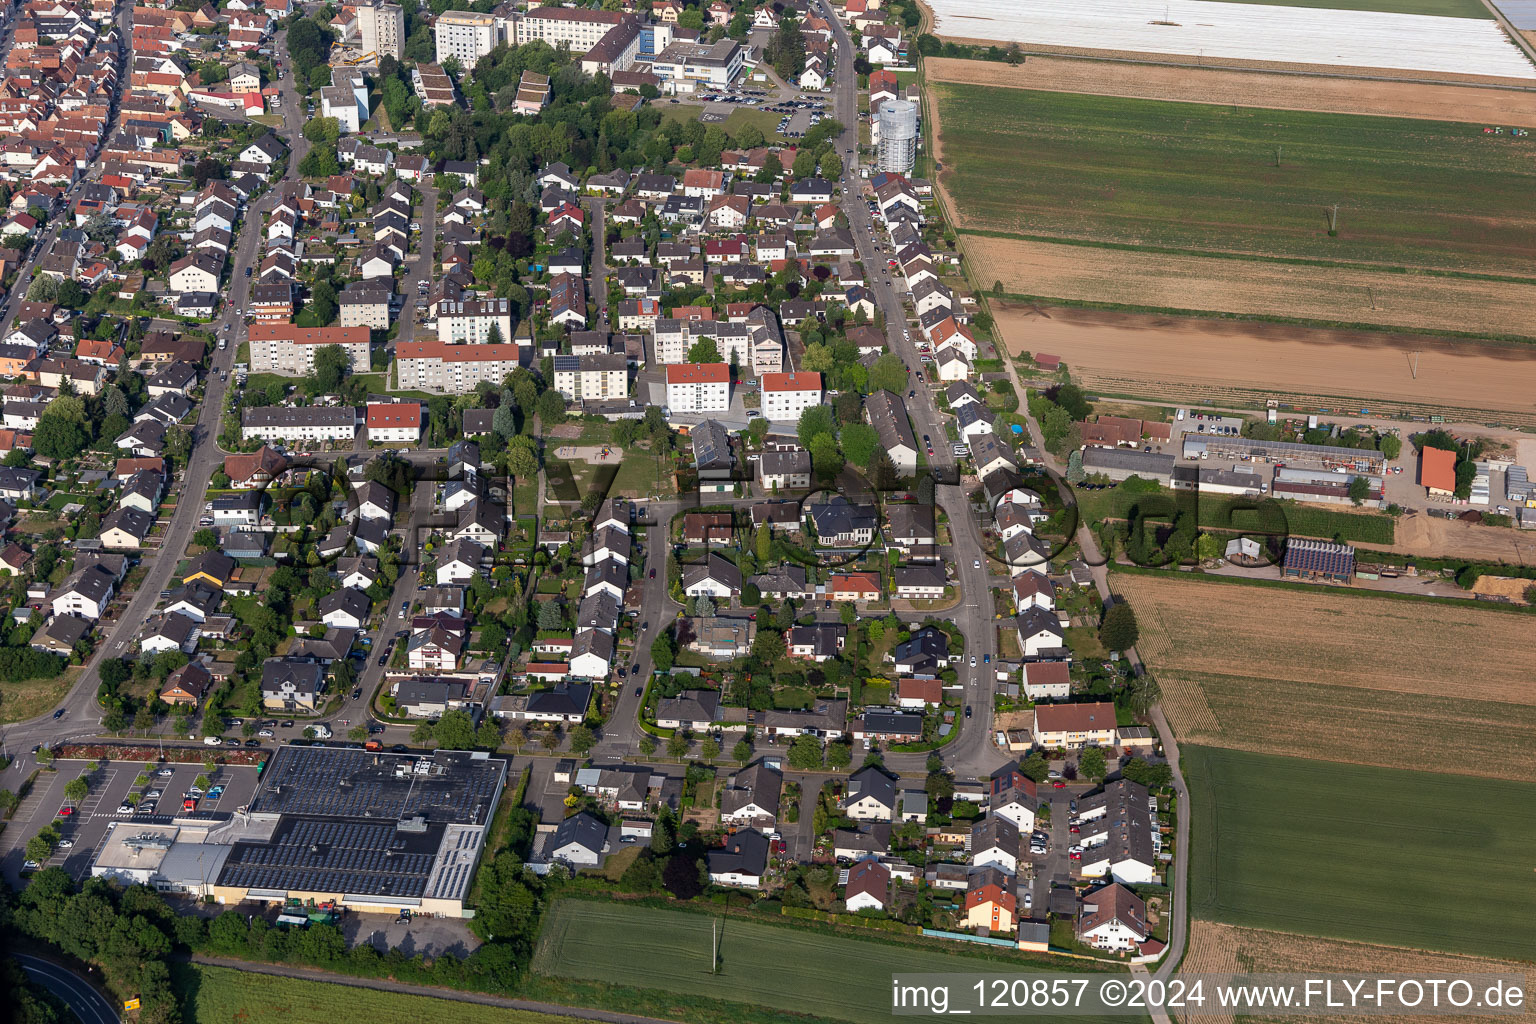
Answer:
[1184, 747, 1536, 962]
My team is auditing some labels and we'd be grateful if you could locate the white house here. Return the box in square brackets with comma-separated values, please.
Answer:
[1077, 884, 1149, 952]
[843, 766, 897, 822]
[759, 371, 823, 423]
[318, 587, 370, 630]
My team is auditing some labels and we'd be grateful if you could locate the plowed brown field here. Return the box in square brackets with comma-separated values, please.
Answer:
[926, 57, 1536, 126]
[969, 236, 1536, 342]
[994, 302, 1536, 423]
[1115, 572, 1536, 780]
[1179, 923, 1536, 1024]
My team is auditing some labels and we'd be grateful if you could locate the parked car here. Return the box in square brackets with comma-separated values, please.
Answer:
[257, 729, 274, 738]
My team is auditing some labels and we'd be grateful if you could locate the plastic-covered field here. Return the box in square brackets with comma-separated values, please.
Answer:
[927, 0, 1536, 78]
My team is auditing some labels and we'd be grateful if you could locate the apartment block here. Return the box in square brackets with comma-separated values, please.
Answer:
[437, 298, 515, 344]
[665, 363, 730, 414]
[357, 1, 404, 60]
[553, 353, 628, 403]
[396, 341, 525, 394]
[434, 10, 498, 65]
[248, 324, 370, 376]
[760, 371, 823, 423]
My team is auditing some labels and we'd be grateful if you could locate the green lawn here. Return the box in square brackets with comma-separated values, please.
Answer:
[171, 963, 589, 1024]
[1194, 0, 1489, 14]
[933, 85, 1536, 275]
[660, 103, 793, 145]
[1186, 746, 1536, 961]
[1074, 482, 1394, 545]
[532, 900, 1141, 1024]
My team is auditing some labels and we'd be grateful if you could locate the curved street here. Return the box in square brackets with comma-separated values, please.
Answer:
[15, 953, 120, 1024]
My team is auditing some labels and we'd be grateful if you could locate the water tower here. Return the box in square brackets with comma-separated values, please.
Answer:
[877, 99, 918, 175]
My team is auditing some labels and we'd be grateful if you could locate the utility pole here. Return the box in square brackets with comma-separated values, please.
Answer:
[711, 918, 718, 974]
[1327, 204, 1339, 236]
[1410, 351, 1420, 379]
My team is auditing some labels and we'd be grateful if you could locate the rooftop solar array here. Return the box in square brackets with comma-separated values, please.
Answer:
[252, 746, 504, 826]
[218, 816, 442, 898]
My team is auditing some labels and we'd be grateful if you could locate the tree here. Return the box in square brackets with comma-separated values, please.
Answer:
[433, 709, 479, 750]
[506, 435, 539, 479]
[809, 433, 844, 480]
[63, 777, 88, 804]
[650, 631, 676, 671]
[1348, 474, 1370, 505]
[1378, 433, 1402, 460]
[1100, 599, 1140, 653]
[700, 736, 720, 761]
[666, 732, 690, 760]
[639, 735, 657, 757]
[308, 279, 339, 326]
[662, 851, 703, 899]
[25, 832, 55, 865]
[787, 734, 822, 770]
[568, 725, 595, 756]
[194, 528, 218, 549]
[55, 279, 85, 308]
[839, 422, 878, 467]
[797, 404, 836, 449]
[732, 738, 753, 765]
[825, 740, 852, 769]
[868, 353, 907, 394]
[820, 151, 843, 180]
[686, 336, 722, 364]
[536, 389, 566, 426]
[1078, 746, 1108, 782]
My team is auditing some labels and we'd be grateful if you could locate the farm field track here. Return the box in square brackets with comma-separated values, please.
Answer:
[1178, 923, 1536, 1024]
[170, 963, 589, 1024]
[931, 85, 1536, 275]
[1074, 486, 1396, 544]
[533, 900, 1142, 1024]
[1183, 746, 1536, 962]
[993, 303, 1536, 425]
[1114, 572, 1536, 779]
[923, 58, 1536, 126]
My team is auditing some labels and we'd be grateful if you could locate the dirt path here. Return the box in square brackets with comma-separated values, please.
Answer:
[926, 56, 1536, 126]
[994, 303, 1536, 423]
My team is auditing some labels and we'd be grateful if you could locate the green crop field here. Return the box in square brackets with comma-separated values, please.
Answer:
[1193, 0, 1490, 15]
[1073, 483, 1395, 544]
[533, 900, 1144, 1024]
[933, 85, 1536, 275]
[172, 963, 585, 1024]
[1186, 747, 1536, 961]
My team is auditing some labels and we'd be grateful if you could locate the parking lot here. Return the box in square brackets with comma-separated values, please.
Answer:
[0, 759, 262, 885]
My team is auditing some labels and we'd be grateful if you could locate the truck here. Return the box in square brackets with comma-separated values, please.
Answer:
[365, 740, 382, 751]
[311, 724, 332, 739]
[219, 337, 227, 350]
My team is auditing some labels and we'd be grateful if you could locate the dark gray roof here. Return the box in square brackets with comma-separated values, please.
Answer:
[550, 811, 608, 858]
[847, 765, 898, 808]
[319, 587, 370, 621]
[708, 828, 769, 877]
[260, 657, 324, 697]
[526, 682, 593, 718]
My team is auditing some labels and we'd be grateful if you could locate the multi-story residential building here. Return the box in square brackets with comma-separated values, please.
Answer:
[434, 10, 498, 65]
[437, 298, 514, 344]
[395, 341, 524, 394]
[760, 371, 822, 423]
[665, 363, 730, 414]
[248, 323, 370, 376]
[338, 282, 392, 329]
[511, 6, 627, 49]
[553, 353, 627, 403]
[366, 402, 422, 443]
[356, 1, 404, 59]
[241, 406, 361, 444]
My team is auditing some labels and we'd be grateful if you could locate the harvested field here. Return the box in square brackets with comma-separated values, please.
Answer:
[969, 236, 1536, 341]
[1385, 511, 1536, 560]
[924, 57, 1536, 126]
[932, 85, 1536, 274]
[994, 303, 1536, 424]
[1179, 922, 1536, 1024]
[1184, 747, 1536, 961]
[1115, 571, 1536, 779]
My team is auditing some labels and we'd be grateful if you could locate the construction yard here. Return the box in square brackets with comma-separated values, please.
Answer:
[1114, 571, 1536, 779]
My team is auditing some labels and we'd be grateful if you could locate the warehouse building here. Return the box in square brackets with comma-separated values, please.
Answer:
[1183, 436, 1385, 475]
[210, 746, 508, 918]
[1081, 447, 1175, 485]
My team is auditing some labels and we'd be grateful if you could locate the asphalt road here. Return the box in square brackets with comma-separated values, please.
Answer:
[0, 18, 307, 764]
[14, 953, 120, 1024]
[819, 0, 1002, 784]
